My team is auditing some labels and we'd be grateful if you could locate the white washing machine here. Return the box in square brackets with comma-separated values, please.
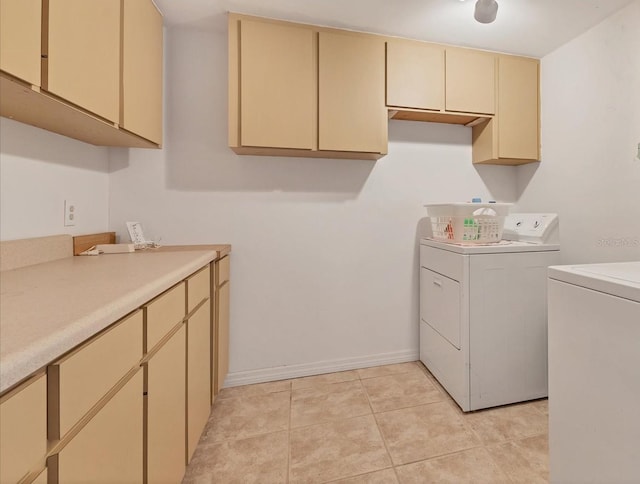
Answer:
[419, 213, 561, 411]
[548, 261, 640, 483]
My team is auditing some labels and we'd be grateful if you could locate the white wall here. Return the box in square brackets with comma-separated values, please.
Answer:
[516, 1, 640, 264]
[108, 26, 518, 384]
[0, 118, 110, 241]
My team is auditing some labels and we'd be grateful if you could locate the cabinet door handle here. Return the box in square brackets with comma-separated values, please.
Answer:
[432, 279, 442, 288]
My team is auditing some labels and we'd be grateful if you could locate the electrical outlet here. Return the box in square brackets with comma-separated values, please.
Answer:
[64, 200, 76, 226]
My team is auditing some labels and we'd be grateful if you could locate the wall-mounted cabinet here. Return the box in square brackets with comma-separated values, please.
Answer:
[121, 0, 164, 145]
[236, 19, 315, 150]
[318, 31, 387, 155]
[229, 14, 387, 160]
[445, 47, 496, 116]
[472, 55, 540, 165]
[385, 40, 495, 126]
[46, 0, 121, 123]
[0, 0, 163, 148]
[229, 13, 540, 165]
[386, 39, 444, 112]
[0, 0, 42, 87]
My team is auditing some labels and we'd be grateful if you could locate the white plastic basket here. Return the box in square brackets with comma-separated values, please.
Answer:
[425, 203, 512, 244]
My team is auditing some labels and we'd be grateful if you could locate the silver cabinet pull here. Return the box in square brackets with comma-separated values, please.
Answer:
[433, 279, 442, 287]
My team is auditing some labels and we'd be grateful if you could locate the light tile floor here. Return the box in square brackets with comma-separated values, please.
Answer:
[183, 361, 549, 483]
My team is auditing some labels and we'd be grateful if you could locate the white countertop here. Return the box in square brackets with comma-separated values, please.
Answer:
[0, 249, 218, 393]
[548, 261, 640, 303]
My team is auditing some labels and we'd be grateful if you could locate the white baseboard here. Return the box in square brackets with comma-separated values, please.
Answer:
[223, 349, 420, 388]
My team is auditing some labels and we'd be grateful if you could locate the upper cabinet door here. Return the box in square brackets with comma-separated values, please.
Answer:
[498, 56, 539, 160]
[445, 48, 496, 115]
[0, 0, 41, 86]
[386, 40, 444, 111]
[46, 0, 120, 123]
[122, 0, 163, 145]
[239, 19, 315, 150]
[318, 31, 386, 153]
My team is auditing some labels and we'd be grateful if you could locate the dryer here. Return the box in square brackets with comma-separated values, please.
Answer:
[419, 213, 560, 411]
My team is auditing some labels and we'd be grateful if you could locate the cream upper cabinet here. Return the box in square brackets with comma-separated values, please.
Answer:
[318, 31, 387, 154]
[497, 55, 539, 160]
[46, 0, 120, 123]
[472, 55, 540, 165]
[0, 0, 163, 147]
[0, 374, 47, 483]
[386, 39, 444, 111]
[0, 0, 41, 86]
[222, 12, 538, 164]
[229, 15, 387, 159]
[122, 0, 163, 144]
[235, 19, 315, 150]
[445, 47, 496, 115]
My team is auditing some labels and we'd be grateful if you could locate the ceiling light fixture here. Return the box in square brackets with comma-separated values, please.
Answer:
[474, 0, 499, 24]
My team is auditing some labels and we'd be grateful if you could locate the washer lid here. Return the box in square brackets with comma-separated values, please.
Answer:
[549, 261, 640, 302]
[421, 238, 560, 254]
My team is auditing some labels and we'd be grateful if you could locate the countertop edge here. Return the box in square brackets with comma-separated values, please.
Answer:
[0, 249, 219, 394]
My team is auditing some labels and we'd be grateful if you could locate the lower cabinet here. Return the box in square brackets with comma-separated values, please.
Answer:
[214, 255, 231, 395]
[0, 255, 229, 483]
[32, 468, 47, 484]
[0, 374, 47, 483]
[147, 325, 187, 484]
[187, 303, 211, 461]
[216, 281, 230, 394]
[51, 371, 143, 483]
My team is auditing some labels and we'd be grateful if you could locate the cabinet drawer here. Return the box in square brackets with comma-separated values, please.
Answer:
[420, 268, 461, 349]
[49, 310, 142, 439]
[188, 265, 210, 312]
[0, 374, 47, 484]
[146, 282, 186, 351]
[420, 244, 464, 282]
[216, 256, 230, 286]
[54, 371, 143, 484]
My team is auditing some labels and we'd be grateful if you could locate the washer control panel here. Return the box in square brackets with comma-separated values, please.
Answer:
[503, 213, 559, 243]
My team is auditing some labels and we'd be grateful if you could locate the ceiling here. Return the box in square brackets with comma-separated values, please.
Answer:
[153, 0, 634, 57]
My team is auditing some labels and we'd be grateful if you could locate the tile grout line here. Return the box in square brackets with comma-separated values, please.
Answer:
[189, 364, 547, 482]
[321, 467, 395, 484]
[360, 373, 402, 483]
[439, 396, 547, 482]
